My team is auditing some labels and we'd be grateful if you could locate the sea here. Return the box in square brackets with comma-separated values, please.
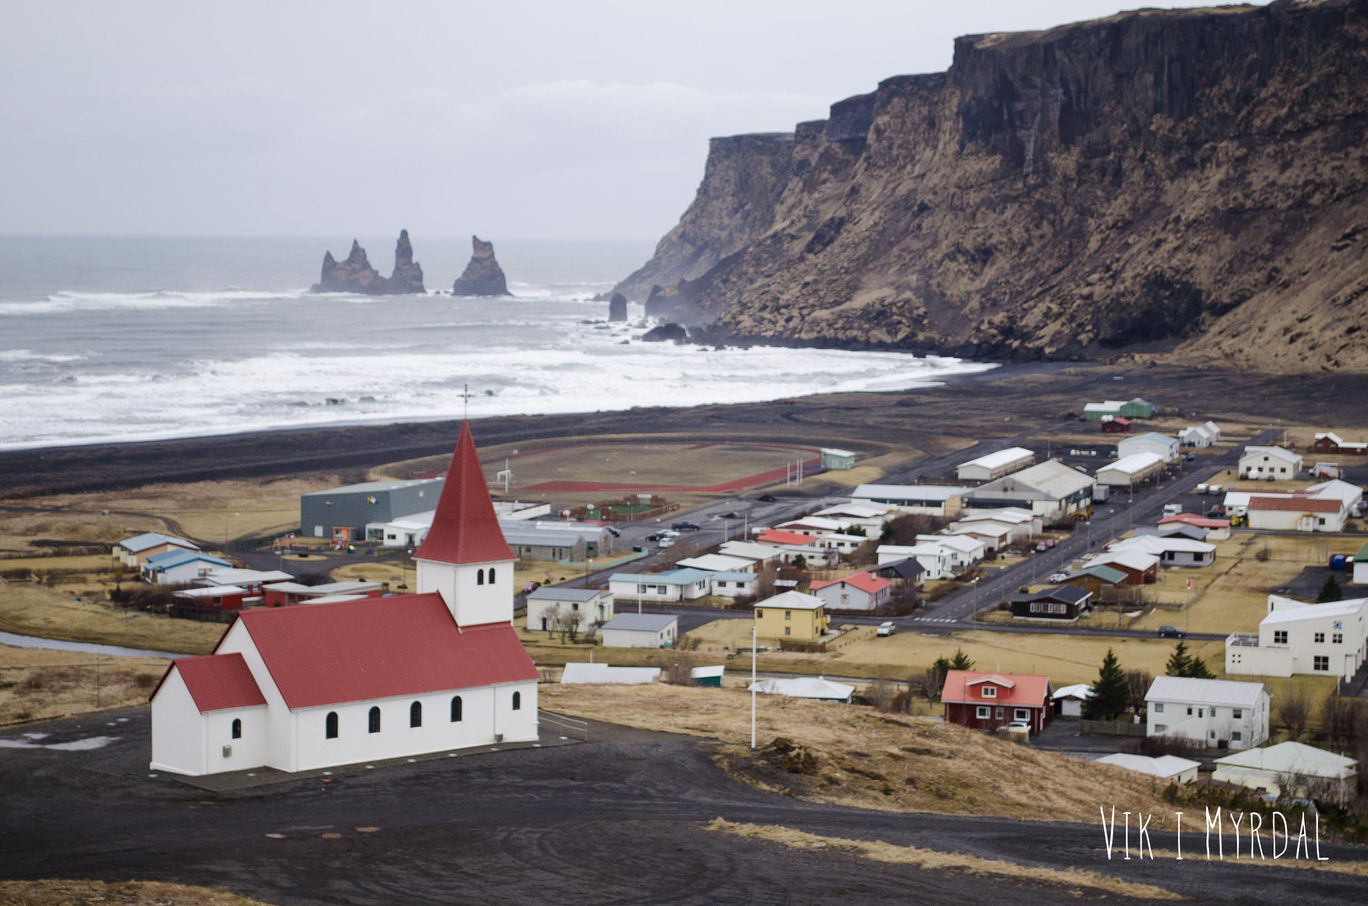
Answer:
[0, 235, 996, 452]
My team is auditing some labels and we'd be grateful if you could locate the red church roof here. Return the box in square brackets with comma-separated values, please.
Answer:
[236, 594, 537, 709]
[940, 670, 1052, 708]
[415, 422, 514, 564]
[159, 652, 267, 713]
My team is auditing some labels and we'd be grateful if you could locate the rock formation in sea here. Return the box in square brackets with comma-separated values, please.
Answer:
[451, 235, 509, 296]
[614, 0, 1368, 372]
[641, 322, 688, 343]
[310, 230, 426, 295]
[608, 292, 628, 322]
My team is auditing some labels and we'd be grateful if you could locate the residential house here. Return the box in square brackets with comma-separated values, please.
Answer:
[754, 529, 836, 566]
[956, 447, 1035, 482]
[198, 568, 295, 598]
[941, 670, 1053, 734]
[870, 557, 926, 588]
[675, 554, 756, 573]
[525, 586, 614, 633]
[1158, 513, 1231, 541]
[876, 543, 954, 579]
[599, 613, 678, 649]
[915, 533, 986, 570]
[1145, 676, 1270, 751]
[957, 507, 1042, 535]
[1101, 416, 1132, 434]
[754, 590, 830, 642]
[708, 571, 758, 599]
[142, 550, 233, 585]
[261, 581, 384, 607]
[1052, 683, 1093, 718]
[1212, 741, 1358, 802]
[1061, 564, 1132, 600]
[1082, 549, 1160, 584]
[809, 572, 892, 612]
[1008, 585, 1093, 621]
[1225, 595, 1368, 681]
[1110, 534, 1216, 567]
[1098, 753, 1201, 783]
[171, 585, 246, 613]
[1238, 446, 1303, 479]
[1310, 432, 1368, 456]
[717, 540, 784, 566]
[607, 569, 711, 603]
[815, 502, 896, 535]
[115, 532, 201, 569]
[1118, 433, 1180, 463]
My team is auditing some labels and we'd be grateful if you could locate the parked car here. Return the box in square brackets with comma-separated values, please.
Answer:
[672, 521, 700, 531]
[520, 581, 541, 595]
[1035, 542, 1049, 552]
[605, 526, 622, 537]
[757, 494, 778, 503]
[645, 533, 663, 542]
[998, 721, 1031, 733]
[876, 621, 896, 637]
[1158, 625, 1186, 638]
[719, 511, 741, 520]
[1048, 572, 1070, 583]
[658, 537, 675, 548]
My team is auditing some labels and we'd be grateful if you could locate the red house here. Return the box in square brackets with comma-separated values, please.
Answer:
[941, 670, 1054, 734]
[1101, 417, 1132, 434]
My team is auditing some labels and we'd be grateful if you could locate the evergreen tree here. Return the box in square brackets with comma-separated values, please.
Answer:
[1165, 641, 1192, 677]
[1084, 648, 1130, 720]
[926, 656, 952, 700]
[949, 648, 975, 671]
[1186, 655, 1216, 679]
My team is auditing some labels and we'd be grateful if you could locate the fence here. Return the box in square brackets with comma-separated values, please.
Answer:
[1081, 719, 1146, 737]
[538, 710, 589, 741]
[1, 660, 162, 726]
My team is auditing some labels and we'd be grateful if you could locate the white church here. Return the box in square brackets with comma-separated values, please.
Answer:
[149, 423, 540, 776]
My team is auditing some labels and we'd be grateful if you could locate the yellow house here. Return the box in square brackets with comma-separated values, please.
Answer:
[114, 532, 201, 569]
[754, 590, 830, 643]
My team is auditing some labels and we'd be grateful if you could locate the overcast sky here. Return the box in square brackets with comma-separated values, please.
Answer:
[2, 1, 1260, 241]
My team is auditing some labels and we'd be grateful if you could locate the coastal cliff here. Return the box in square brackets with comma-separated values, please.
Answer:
[311, 230, 426, 294]
[452, 236, 510, 296]
[619, 0, 1368, 372]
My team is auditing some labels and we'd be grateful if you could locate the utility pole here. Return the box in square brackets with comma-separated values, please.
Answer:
[751, 623, 757, 750]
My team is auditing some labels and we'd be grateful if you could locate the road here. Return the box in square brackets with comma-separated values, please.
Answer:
[1, 707, 1364, 905]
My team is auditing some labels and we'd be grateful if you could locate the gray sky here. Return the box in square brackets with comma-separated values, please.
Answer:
[2, 1, 1259, 240]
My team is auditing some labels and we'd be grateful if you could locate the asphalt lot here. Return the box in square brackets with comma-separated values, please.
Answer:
[2, 707, 1366, 905]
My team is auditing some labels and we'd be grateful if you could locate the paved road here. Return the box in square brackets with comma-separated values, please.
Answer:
[1, 708, 1364, 905]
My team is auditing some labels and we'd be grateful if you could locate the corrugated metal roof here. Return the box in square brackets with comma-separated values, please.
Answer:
[118, 532, 199, 553]
[527, 586, 603, 602]
[237, 594, 537, 709]
[601, 613, 677, 632]
[1145, 676, 1267, 707]
[415, 423, 515, 565]
[941, 670, 1051, 707]
[958, 446, 1034, 471]
[164, 653, 266, 713]
[810, 572, 890, 595]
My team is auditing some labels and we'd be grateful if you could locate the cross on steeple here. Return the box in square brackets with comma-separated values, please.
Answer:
[460, 383, 474, 421]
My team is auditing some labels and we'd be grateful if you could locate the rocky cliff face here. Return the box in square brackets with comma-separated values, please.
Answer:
[452, 236, 510, 296]
[311, 231, 426, 294]
[623, 0, 1368, 372]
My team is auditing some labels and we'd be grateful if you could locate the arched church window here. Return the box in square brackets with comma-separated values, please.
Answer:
[477, 568, 484, 586]
[451, 696, 463, 722]
[231, 718, 242, 739]
[410, 701, 423, 728]
[325, 711, 339, 739]
[368, 706, 381, 733]
[512, 691, 522, 711]
[489, 567, 496, 584]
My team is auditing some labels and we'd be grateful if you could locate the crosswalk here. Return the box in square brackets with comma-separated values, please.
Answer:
[911, 616, 959, 623]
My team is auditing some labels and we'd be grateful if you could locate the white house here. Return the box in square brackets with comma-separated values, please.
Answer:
[599, 613, 678, 649]
[956, 447, 1035, 482]
[1239, 446, 1303, 479]
[916, 533, 986, 569]
[525, 586, 614, 633]
[1052, 683, 1093, 718]
[1145, 676, 1270, 751]
[607, 568, 711, 603]
[1096, 452, 1166, 487]
[808, 572, 892, 612]
[717, 540, 784, 566]
[1178, 423, 1219, 448]
[851, 484, 971, 518]
[1118, 433, 1180, 463]
[944, 521, 1016, 553]
[198, 568, 295, 597]
[1097, 753, 1201, 783]
[876, 543, 954, 579]
[142, 550, 234, 585]
[708, 571, 759, 599]
[149, 423, 539, 777]
[1226, 595, 1368, 681]
[815, 502, 895, 535]
[957, 506, 1042, 535]
[676, 553, 756, 573]
[966, 460, 1095, 521]
[1110, 534, 1216, 567]
[1212, 741, 1358, 802]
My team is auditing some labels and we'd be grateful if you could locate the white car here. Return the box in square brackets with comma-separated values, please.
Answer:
[876, 621, 896, 637]
[1048, 572, 1069, 583]
[657, 537, 674, 548]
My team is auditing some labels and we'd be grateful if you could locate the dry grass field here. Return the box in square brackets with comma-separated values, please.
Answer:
[0, 583, 221, 655]
[0, 644, 167, 725]
[0, 880, 273, 906]
[540, 683, 1204, 831]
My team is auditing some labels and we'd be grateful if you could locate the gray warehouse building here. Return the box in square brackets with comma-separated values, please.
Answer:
[300, 478, 444, 542]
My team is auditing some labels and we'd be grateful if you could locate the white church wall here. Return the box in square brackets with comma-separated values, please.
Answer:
[416, 557, 512, 627]
[216, 620, 299, 772]
[493, 681, 539, 742]
[149, 668, 207, 776]
[206, 707, 268, 774]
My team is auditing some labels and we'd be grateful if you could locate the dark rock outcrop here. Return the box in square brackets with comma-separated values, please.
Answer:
[641, 322, 689, 343]
[617, 0, 1368, 373]
[608, 292, 628, 321]
[311, 231, 426, 295]
[451, 236, 509, 296]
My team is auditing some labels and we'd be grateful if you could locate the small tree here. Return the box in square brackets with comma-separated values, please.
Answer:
[1318, 575, 1343, 603]
[1165, 641, 1192, 677]
[793, 554, 808, 571]
[926, 656, 952, 701]
[1278, 685, 1310, 739]
[949, 648, 975, 671]
[1084, 648, 1130, 721]
[1125, 669, 1153, 718]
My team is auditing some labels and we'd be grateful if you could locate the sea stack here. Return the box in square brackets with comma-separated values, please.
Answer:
[387, 229, 426, 294]
[451, 235, 509, 296]
[311, 240, 385, 293]
[608, 292, 628, 322]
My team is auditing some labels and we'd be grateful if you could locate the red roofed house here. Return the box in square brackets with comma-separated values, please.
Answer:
[941, 669, 1054, 734]
[1246, 493, 1347, 533]
[754, 529, 835, 566]
[808, 572, 892, 612]
[150, 423, 540, 777]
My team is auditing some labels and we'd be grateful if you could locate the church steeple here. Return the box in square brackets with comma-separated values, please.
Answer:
[415, 422, 515, 627]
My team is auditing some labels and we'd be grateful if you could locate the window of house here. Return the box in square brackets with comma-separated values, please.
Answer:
[477, 568, 485, 586]
[1232, 730, 1242, 741]
[1155, 703, 1164, 713]
[976, 706, 990, 719]
[1155, 724, 1167, 733]
[1313, 656, 1329, 672]
[785, 610, 791, 620]
[512, 691, 522, 711]
[231, 718, 242, 740]
[1315, 632, 1325, 643]
[410, 701, 422, 728]
[1273, 630, 1288, 644]
[1233, 709, 1242, 719]
[982, 686, 997, 698]
[784, 627, 791, 636]
[368, 706, 381, 733]
[1333, 633, 1343, 644]
[1197, 708, 1204, 718]
[1186, 707, 1193, 716]
[325, 711, 339, 739]
[1014, 709, 1029, 721]
[489, 568, 496, 584]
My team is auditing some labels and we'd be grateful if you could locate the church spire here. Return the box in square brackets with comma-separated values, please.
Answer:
[415, 422, 513, 565]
